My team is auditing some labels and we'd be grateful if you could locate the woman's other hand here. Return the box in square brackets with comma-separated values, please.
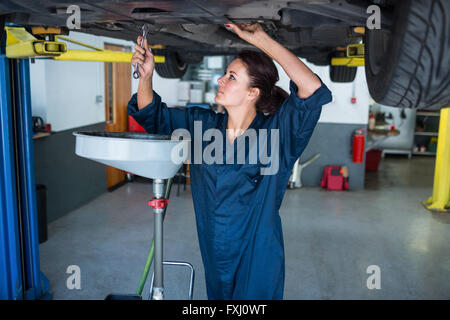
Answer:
[228, 22, 321, 98]
[131, 35, 155, 81]
[225, 23, 267, 47]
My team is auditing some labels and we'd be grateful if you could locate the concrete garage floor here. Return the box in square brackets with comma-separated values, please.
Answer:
[39, 155, 450, 299]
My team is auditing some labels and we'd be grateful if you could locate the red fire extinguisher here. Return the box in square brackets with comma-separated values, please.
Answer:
[352, 129, 365, 163]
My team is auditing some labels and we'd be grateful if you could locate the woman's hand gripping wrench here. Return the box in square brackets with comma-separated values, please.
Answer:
[133, 24, 150, 79]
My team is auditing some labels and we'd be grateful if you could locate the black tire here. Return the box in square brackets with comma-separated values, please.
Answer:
[365, 0, 450, 110]
[330, 65, 357, 82]
[306, 51, 332, 66]
[153, 49, 188, 79]
[179, 51, 204, 64]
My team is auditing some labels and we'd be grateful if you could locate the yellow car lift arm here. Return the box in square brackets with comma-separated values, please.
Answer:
[331, 43, 365, 67]
[5, 26, 67, 58]
[5, 26, 165, 63]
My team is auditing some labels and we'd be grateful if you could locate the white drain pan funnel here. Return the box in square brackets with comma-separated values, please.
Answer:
[74, 132, 189, 179]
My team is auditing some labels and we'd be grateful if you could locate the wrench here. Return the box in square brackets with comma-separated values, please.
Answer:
[133, 24, 150, 79]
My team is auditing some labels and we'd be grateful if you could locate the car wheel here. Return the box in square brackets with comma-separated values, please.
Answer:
[330, 65, 357, 83]
[153, 49, 188, 79]
[365, 0, 450, 109]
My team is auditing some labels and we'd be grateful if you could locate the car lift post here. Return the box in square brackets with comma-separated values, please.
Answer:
[423, 107, 450, 213]
[0, 27, 51, 300]
[0, 51, 23, 300]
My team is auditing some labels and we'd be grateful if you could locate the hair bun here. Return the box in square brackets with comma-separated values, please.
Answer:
[236, 50, 289, 115]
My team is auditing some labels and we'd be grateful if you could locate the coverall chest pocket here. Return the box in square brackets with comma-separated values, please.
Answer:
[238, 164, 264, 200]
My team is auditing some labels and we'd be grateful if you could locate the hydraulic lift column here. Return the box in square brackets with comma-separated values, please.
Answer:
[0, 52, 51, 299]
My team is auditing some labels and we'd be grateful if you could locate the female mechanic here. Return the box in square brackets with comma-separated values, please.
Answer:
[127, 22, 332, 300]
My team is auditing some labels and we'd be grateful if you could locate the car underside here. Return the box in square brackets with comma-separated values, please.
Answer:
[0, 0, 396, 65]
[1, 0, 449, 110]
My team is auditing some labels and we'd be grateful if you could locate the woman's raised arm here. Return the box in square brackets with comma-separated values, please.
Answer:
[131, 35, 155, 109]
[128, 35, 218, 136]
[226, 23, 322, 99]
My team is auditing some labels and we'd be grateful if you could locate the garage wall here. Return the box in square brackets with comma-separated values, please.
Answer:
[297, 123, 366, 189]
[275, 60, 369, 189]
[34, 122, 106, 223]
[30, 34, 109, 132]
[275, 60, 370, 125]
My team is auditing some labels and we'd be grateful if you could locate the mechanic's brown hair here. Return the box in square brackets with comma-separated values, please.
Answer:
[236, 50, 289, 115]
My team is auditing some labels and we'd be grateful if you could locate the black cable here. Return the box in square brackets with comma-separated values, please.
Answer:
[9, 58, 27, 299]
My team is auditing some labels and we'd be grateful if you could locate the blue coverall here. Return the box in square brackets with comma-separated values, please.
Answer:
[127, 78, 332, 299]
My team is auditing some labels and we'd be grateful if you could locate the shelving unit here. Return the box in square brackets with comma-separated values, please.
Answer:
[412, 151, 436, 156]
[370, 103, 416, 158]
[32, 132, 51, 139]
[413, 110, 440, 156]
[414, 132, 438, 136]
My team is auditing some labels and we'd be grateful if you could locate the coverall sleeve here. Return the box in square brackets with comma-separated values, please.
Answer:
[277, 77, 332, 169]
[127, 91, 212, 135]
